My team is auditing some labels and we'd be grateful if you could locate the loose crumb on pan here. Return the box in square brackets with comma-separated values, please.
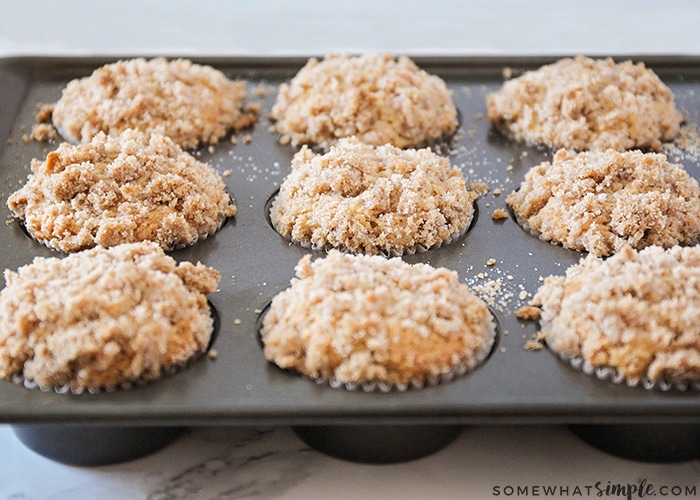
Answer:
[663, 123, 700, 163]
[7, 129, 236, 252]
[516, 305, 542, 321]
[491, 208, 508, 220]
[524, 331, 547, 351]
[534, 244, 700, 384]
[487, 55, 683, 151]
[260, 251, 494, 387]
[35, 103, 54, 123]
[29, 123, 58, 142]
[270, 53, 458, 149]
[470, 181, 490, 196]
[52, 57, 258, 148]
[270, 137, 476, 255]
[507, 148, 700, 257]
[29, 104, 58, 142]
[0, 241, 220, 392]
[524, 340, 544, 351]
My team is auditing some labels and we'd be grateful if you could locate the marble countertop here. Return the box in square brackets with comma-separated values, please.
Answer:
[0, 1, 699, 498]
[1, 425, 698, 499]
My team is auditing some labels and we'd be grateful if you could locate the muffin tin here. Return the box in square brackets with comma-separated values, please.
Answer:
[0, 55, 698, 464]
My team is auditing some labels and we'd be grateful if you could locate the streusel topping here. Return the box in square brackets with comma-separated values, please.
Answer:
[533, 245, 700, 384]
[261, 251, 494, 387]
[0, 242, 220, 392]
[487, 56, 683, 151]
[52, 57, 258, 148]
[8, 129, 236, 252]
[270, 137, 475, 255]
[507, 149, 700, 256]
[270, 53, 458, 149]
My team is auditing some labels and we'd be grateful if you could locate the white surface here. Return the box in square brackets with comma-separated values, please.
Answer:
[1, 425, 699, 500]
[0, 1, 698, 498]
[1, 0, 700, 57]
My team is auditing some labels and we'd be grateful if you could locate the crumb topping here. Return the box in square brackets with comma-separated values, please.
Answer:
[534, 245, 700, 384]
[507, 149, 700, 256]
[52, 57, 258, 148]
[516, 305, 542, 321]
[0, 242, 220, 391]
[29, 123, 58, 142]
[491, 208, 508, 220]
[470, 181, 490, 196]
[487, 56, 683, 151]
[270, 53, 458, 149]
[270, 137, 476, 255]
[261, 251, 494, 387]
[7, 129, 236, 252]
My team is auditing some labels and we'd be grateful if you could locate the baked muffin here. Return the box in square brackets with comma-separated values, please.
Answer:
[506, 149, 700, 256]
[270, 137, 476, 255]
[533, 245, 700, 390]
[260, 251, 496, 391]
[7, 129, 236, 253]
[0, 241, 220, 393]
[487, 55, 683, 151]
[52, 57, 258, 148]
[270, 53, 458, 149]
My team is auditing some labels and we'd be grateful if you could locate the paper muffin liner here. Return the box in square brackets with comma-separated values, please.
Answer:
[507, 202, 700, 253]
[540, 317, 699, 392]
[268, 191, 475, 257]
[261, 309, 498, 393]
[507, 197, 584, 252]
[15, 202, 233, 253]
[168, 212, 230, 251]
[551, 350, 700, 392]
[297, 220, 470, 257]
[5, 300, 219, 395]
[53, 123, 80, 145]
[507, 203, 555, 247]
[8, 350, 209, 395]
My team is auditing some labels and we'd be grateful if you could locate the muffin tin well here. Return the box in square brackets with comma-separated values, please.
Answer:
[0, 56, 698, 463]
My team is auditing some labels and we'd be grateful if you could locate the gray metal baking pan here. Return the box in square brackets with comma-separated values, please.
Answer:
[0, 56, 698, 464]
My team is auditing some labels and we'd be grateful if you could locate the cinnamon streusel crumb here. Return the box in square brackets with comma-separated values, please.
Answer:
[534, 245, 700, 384]
[270, 137, 475, 255]
[261, 251, 495, 388]
[0, 242, 219, 392]
[507, 149, 700, 256]
[8, 129, 236, 252]
[270, 53, 458, 149]
[52, 57, 257, 148]
[516, 305, 542, 320]
[487, 55, 683, 151]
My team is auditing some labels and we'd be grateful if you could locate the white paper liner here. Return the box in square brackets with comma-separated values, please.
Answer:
[16, 209, 231, 253]
[298, 222, 469, 257]
[169, 212, 230, 251]
[290, 314, 498, 393]
[5, 299, 218, 396]
[551, 349, 700, 393]
[539, 296, 700, 392]
[509, 203, 700, 254]
[508, 204, 561, 248]
[7, 349, 208, 395]
[53, 123, 80, 145]
[269, 194, 474, 257]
